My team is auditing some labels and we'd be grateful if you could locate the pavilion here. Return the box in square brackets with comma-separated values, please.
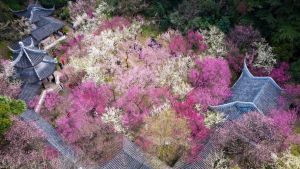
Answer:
[10, 0, 65, 49]
[209, 60, 284, 121]
[9, 40, 56, 85]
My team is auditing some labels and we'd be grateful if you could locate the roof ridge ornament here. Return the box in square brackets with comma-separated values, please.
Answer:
[19, 41, 25, 47]
[242, 58, 254, 78]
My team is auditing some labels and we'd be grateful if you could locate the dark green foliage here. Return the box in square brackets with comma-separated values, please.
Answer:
[1, 0, 29, 10]
[0, 95, 11, 105]
[290, 59, 300, 83]
[39, 0, 69, 8]
[0, 103, 11, 134]
[0, 118, 12, 134]
[10, 100, 26, 115]
[0, 95, 26, 134]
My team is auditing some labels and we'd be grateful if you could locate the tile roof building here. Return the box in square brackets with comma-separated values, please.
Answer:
[11, 0, 65, 48]
[9, 41, 56, 84]
[178, 61, 285, 169]
[209, 60, 284, 120]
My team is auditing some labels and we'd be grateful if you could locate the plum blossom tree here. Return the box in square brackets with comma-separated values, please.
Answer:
[268, 109, 298, 137]
[270, 62, 292, 87]
[94, 17, 130, 35]
[116, 87, 174, 131]
[213, 111, 289, 168]
[169, 30, 208, 56]
[226, 25, 260, 53]
[68, 80, 114, 116]
[0, 60, 22, 99]
[60, 65, 86, 88]
[57, 112, 122, 166]
[137, 108, 191, 166]
[69, 0, 98, 21]
[173, 98, 210, 162]
[225, 25, 276, 75]
[188, 57, 232, 111]
[0, 116, 54, 168]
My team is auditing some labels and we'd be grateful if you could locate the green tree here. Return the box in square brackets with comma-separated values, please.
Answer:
[10, 99, 26, 115]
[0, 95, 26, 134]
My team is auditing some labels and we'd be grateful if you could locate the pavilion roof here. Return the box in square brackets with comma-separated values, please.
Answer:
[18, 55, 57, 83]
[10, 40, 46, 69]
[99, 138, 152, 169]
[11, 0, 54, 23]
[210, 60, 284, 116]
[31, 17, 65, 42]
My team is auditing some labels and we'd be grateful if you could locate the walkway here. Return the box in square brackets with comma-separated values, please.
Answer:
[18, 82, 80, 168]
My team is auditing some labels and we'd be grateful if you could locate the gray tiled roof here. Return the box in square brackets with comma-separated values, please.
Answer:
[18, 55, 56, 83]
[18, 81, 41, 103]
[11, 41, 46, 68]
[99, 138, 152, 169]
[11, 1, 54, 23]
[30, 7, 55, 23]
[216, 60, 283, 115]
[31, 17, 65, 42]
[11, 1, 41, 18]
[10, 36, 39, 51]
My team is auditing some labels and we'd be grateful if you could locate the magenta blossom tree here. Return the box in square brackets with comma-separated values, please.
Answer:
[68, 80, 114, 116]
[270, 62, 292, 87]
[188, 57, 232, 111]
[169, 30, 208, 56]
[94, 17, 130, 35]
[173, 97, 210, 162]
[116, 87, 174, 131]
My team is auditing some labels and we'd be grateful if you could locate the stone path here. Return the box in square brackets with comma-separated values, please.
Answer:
[18, 82, 81, 168]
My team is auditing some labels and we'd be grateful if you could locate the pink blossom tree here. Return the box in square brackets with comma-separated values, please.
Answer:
[270, 62, 292, 87]
[169, 30, 208, 56]
[173, 98, 210, 162]
[68, 80, 114, 116]
[94, 17, 130, 35]
[226, 25, 260, 53]
[213, 111, 289, 168]
[188, 57, 232, 111]
[0, 116, 55, 168]
[115, 87, 174, 131]
[56, 111, 122, 166]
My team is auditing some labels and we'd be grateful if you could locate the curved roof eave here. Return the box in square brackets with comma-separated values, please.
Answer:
[208, 101, 264, 114]
[231, 59, 285, 91]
